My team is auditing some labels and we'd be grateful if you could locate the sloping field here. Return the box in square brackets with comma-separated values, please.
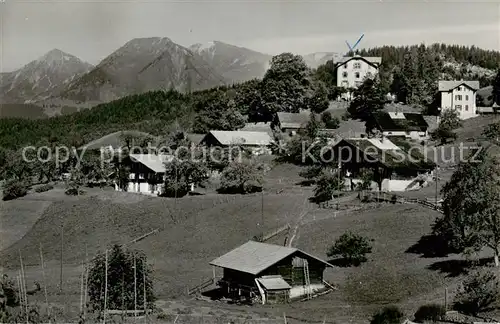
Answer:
[288, 204, 470, 322]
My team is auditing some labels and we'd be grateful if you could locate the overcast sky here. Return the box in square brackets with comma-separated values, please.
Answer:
[1, 0, 499, 72]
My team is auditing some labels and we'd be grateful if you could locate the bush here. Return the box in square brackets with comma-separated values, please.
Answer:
[453, 269, 499, 316]
[414, 304, 446, 323]
[391, 195, 398, 204]
[327, 231, 373, 266]
[370, 306, 404, 324]
[65, 188, 85, 196]
[2, 179, 28, 201]
[34, 184, 54, 193]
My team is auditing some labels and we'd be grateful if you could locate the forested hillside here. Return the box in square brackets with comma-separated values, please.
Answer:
[0, 53, 329, 150]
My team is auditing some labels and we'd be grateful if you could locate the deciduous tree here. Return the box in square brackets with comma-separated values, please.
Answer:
[327, 231, 373, 266]
[219, 159, 266, 194]
[430, 109, 462, 145]
[438, 150, 500, 266]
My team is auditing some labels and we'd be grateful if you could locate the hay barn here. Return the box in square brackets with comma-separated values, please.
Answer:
[208, 241, 334, 304]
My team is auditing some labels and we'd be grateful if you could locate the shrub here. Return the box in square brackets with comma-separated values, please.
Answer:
[2, 179, 28, 201]
[453, 269, 499, 316]
[414, 304, 446, 323]
[327, 231, 373, 266]
[370, 306, 404, 324]
[34, 184, 54, 193]
[391, 195, 398, 204]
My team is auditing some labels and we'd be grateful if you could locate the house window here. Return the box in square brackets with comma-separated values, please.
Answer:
[455, 105, 462, 110]
[355, 72, 360, 79]
[353, 62, 361, 69]
[341, 80, 349, 87]
[458, 86, 462, 91]
[465, 105, 469, 111]
[355, 81, 362, 87]
[465, 95, 469, 100]
[455, 95, 462, 100]
[343, 64, 348, 69]
[342, 72, 348, 78]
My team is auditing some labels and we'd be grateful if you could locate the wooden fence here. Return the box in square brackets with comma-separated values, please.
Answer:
[359, 191, 443, 213]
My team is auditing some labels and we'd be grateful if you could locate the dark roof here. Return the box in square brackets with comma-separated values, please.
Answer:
[373, 112, 428, 132]
[333, 55, 382, 67]
[210, 241, 333, 275]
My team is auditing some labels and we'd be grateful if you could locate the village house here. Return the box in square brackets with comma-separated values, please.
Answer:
[115, 153, 173, 195]
[271, 112, 310, 136]
[331, 137, 435, 192]
[208, 241, 334, 304]
[200, 131, 273, 155]
[333, 55, 382, 100]
[373, 111, 429, 140]
[438, 80, 480, 120]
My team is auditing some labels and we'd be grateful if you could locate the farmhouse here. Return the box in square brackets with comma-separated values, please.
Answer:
[333, 55, 382, 100]
[373, 111, 429, 140]
[115, 153, 173, 195]
[200, 131, 272, 155]
[438, 80, 480, 120]
[271, 112, 310, 135]
[331, 137, 435, 191]
[209, 241, 334, 304]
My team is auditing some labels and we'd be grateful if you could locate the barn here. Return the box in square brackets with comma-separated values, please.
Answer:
[208, 241, 334, 304]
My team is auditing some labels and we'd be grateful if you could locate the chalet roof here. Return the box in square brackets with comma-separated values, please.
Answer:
[276, 112, 310, 129]
[210, 241, 333, 275]
[257, 276, 291, 291]
[438, 80, 480, 92]
[373, 112, 428, 132]
[80, 131, 155, 151]
[205, 131, 272, 146]
[128, 153, 173, 173]
[186, 133, 205, 145]
[336, 138, 435, 170]
[240, 122, 273, 134]
[334, 55, 382, 66]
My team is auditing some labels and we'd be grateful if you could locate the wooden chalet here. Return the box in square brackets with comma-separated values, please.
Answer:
[115, 153, 173, 195]
[200, 131, 272, 155]
[372, 112, 429, 140]
[331, 137, 435, 191]
[271, 112, 310, 135]
[209, 241, 334, 304]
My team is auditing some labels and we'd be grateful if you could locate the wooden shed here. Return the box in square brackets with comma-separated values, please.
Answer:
[209, 241, 334, 304]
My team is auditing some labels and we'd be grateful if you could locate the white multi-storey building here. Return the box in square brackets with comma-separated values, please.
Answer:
[438, 81, 480, 120]
[334, 55, 382, 99]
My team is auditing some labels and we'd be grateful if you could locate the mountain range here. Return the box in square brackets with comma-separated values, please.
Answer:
[0, 37, 339, 114]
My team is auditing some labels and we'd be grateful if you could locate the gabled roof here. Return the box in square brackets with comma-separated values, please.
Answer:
[334, 55, 382, 67]
[186, 133, 205, 145]
[210, 241, 333, 275]
[373, 112, 428, 132]
[334, 138, 435, 170]
[204, 131, 272, 146]
[129, 153, 173, 173]
[438, 80, 480, 92]
[240, 122, 273, 135]
[275, 112, 310, 129]
[80, 131, 155, 151]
